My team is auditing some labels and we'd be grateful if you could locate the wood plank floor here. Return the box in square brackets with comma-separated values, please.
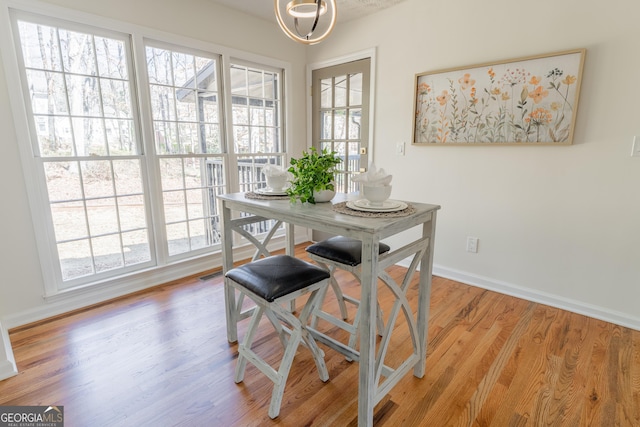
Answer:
[1, 245, 639, 426]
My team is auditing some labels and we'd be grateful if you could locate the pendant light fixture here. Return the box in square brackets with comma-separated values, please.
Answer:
[274, 0, 337, 45]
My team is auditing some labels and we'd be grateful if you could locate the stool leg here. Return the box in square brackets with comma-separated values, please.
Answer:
[329, 271, 350, 321]
[235, 305, 265, 384]
[310, 262, 349, 323]
[298, 289, 329, 382]
[268, 321, 302, 419]
[264, 309, 289, 349]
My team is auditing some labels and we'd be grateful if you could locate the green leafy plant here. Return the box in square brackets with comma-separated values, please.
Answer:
[286, 147, 342, 204]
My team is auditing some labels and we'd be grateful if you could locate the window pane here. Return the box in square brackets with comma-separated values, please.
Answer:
[58, 29, 97, 76]
[113, 159, 143, 195]
[26, 70, 68, 114]
[59, 239, 94, 280]
[149, 85, 176, 121]
[72, 118, 106, 156]
[154, 121, 178, 154]
[81, 161, 114, 198]
[164, 190, 186, 223]
[102, 79, 132, 118]
[334, 109, 346, 140]
[118, 195, 147, 231]
[320, 78, 332, 108]
[86, 198, 119, 236]
[51, 201, 88, 241]
[95, 37, 128, 79]
[166, 222, 188, 256]
[66, 75, 101, 116]
[334, 75, 347, 107]
[349, 73, 362, 106]
[348, 108, 362, 140]
[122, 230, 151, 265]
[230, 65, 247, 95]
[248, 69, 263, 98]
[200, 92, 219, 123]
[146, 47, 172, 85]
[93, 234, 124, 273]
[189, 219, 209, 251]
[172, 52, 195, 88]
[18, 21, 62, 71]
[196, 56, 216, 89]
[106, 119, 136, 155]
[44, 161, 83, 201]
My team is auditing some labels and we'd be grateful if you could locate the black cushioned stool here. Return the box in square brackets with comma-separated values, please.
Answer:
[225, 255, 330, 419]
[305, 236, 390, 352]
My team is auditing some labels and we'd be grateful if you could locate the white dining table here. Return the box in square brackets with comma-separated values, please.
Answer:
[219, 192, 440, 426]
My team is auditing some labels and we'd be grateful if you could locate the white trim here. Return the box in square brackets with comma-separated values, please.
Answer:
[306, 48, 377, 158]
[0, 320, 18, 381]
[430, 264, 640, 332]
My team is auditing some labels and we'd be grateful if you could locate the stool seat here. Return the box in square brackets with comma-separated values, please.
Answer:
[306, 236, 391, 267]
[226, 255, 330, 302]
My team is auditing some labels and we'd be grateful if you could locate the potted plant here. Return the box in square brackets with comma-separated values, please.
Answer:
[286, 147, 342, 204]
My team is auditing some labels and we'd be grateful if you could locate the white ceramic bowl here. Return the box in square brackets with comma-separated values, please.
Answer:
[266, 174, 288, 191]
[362, 185, 392, 206]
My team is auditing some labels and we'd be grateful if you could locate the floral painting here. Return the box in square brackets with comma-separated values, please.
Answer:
[412, 49, 585, 145]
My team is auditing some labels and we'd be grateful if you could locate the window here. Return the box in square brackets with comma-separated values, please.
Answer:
[230, 62, 286, 236]
[145, 44, 225, 257]
[15, 17, 153, 286]
[10, 11, 286, 293]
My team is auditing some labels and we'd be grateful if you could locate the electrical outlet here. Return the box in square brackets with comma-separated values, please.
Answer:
[466, 236, 479, 253]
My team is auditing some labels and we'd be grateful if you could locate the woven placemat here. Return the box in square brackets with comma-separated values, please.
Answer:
[245, 191, 290, 201]
[332, 201, 415, 218]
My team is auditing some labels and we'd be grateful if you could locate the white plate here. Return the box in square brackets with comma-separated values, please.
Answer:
[347, 199, 408, 212]
[255, 188, 288, 196]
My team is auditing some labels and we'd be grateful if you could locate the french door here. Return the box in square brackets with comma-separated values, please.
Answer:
[312, 58, 371, 193]
[311, 58, 371, 241]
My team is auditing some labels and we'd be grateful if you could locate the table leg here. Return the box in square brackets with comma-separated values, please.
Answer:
[286, 222, 296, 312]
[358, 235, 379, 427]
[414, 212, 437, 378]
[221, 201, 237, 343]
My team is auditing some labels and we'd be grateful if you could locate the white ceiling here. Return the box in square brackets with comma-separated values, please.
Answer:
[208, 0, 408, 23]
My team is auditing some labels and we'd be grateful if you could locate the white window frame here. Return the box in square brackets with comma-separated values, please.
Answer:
[0, 0, 294, 300]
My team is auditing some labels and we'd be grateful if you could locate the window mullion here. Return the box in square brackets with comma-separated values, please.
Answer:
[131, 34, 167, 265]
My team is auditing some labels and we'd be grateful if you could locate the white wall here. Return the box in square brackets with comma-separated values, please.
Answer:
[308, 0, 640, 328]
[0, 0, 308, 354]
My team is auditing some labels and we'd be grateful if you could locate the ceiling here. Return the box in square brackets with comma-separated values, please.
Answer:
[208, 0, 408, 23]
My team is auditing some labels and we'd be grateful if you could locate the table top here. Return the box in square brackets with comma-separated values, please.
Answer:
[218, 192, 440, 240]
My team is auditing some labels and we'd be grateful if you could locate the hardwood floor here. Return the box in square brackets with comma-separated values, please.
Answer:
[1, 245, 639, 426]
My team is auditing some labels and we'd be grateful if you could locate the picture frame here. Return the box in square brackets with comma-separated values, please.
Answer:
[412, 49, 585, 145]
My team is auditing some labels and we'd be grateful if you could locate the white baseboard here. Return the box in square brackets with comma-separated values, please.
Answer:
[0, 321, 18, 381]
[431, 264, 640, 332]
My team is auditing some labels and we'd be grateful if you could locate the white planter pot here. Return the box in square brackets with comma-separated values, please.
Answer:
[313, 189, 336, 203]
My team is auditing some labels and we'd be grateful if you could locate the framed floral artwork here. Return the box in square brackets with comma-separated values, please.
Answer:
[412, 49, 585, 145]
